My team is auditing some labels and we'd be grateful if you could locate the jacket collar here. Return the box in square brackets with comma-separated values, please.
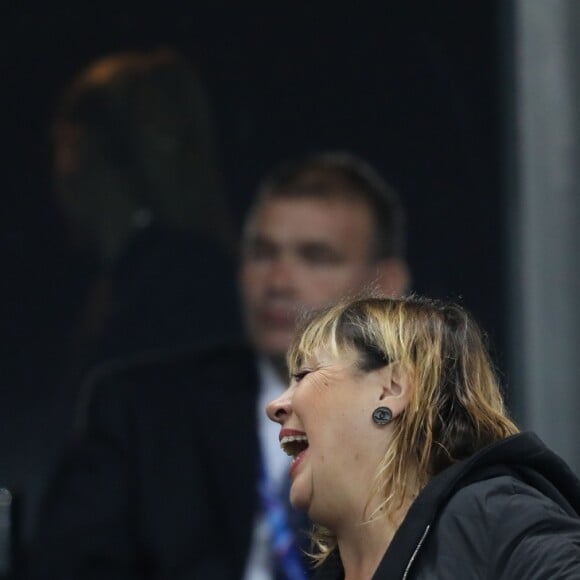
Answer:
[314, 432, 580, 579]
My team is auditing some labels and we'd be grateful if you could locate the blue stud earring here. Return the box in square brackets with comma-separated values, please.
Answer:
[372, 406, 393, 425]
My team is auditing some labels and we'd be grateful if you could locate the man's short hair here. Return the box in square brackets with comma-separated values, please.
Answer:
[251, 151, 406, 260]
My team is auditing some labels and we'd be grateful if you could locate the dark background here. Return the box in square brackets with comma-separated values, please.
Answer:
[2, 0, 505, 539]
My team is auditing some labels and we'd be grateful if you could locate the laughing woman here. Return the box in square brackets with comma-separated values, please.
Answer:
[267, 296, 580, 579]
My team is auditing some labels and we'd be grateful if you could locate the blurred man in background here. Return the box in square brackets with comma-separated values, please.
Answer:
[51, 47, 240, 372]
[28, 152, 409, 579]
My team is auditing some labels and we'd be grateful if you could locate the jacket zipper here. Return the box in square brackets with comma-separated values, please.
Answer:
[401, 524, 431, 580]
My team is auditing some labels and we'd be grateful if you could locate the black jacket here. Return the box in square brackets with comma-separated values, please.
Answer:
[314, 432, 580, 579]
[27, 343, 310, 579]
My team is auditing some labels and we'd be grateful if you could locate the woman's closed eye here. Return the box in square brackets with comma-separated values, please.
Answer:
[291, 369, 311, 382]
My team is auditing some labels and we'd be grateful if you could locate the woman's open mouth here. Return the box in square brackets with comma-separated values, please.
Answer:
[280, 431, 309, 478]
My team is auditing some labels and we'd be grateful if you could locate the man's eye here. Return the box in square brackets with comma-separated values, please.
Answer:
[244, 243, 276, 260]
[301, 246, 342, 265]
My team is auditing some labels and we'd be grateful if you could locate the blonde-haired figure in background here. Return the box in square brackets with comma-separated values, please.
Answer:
[16, 48, 241, 559]
[51, 46, 241, 376]
[268, 296, 580, 579]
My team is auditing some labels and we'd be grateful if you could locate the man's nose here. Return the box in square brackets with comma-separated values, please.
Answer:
[266, 391, 292, 424]
[265, 255, 296, 291]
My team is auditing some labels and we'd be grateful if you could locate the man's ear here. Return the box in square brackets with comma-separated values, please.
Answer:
[378, 362, 413, 415]
[375, 258, 410, 298]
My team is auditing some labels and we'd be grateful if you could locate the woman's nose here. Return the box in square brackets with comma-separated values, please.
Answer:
[266, 392, 292, 424]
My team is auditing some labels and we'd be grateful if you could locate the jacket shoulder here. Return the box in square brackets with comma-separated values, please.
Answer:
[75, 342, 257, 428]
[420, 475, 580, 579]
[444, 473, 572, 517]
[87, 341, 253, 386]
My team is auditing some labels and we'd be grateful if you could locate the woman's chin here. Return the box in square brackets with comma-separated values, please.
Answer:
[289, 480, 311, 513]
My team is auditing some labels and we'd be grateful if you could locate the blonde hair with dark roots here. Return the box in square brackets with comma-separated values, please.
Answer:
[286, 295, 519, 566]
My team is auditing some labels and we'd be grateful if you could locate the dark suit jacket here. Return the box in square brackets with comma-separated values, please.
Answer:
[27, 343, 271, 580]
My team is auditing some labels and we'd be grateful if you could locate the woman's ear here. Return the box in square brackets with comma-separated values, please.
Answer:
[379, 362, 413, 415]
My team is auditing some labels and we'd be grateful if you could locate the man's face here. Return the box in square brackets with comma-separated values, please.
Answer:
[240, 194, 378, 359]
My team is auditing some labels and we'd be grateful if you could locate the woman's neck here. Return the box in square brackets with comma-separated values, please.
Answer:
[336, 500, 412, 580]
